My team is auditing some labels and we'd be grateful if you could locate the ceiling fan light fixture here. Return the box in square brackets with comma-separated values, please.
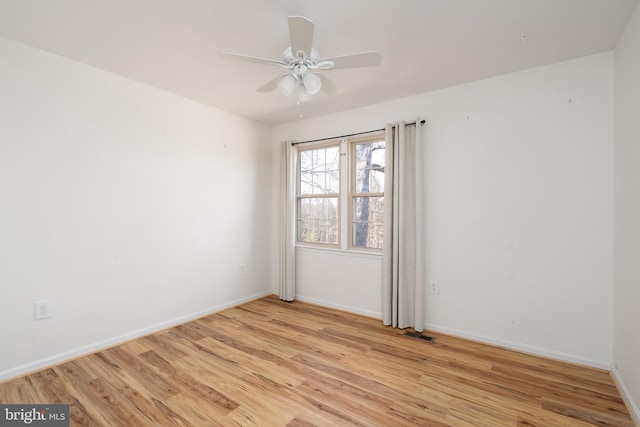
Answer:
[302, 72, 322, 95]
[277, 74, 297, 96]
[299, 86, 313, 102]
[219, 15, 382, 114]
[282, 47, 294, 64]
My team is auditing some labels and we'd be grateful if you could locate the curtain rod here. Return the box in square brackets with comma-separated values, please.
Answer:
[292, 119, 426, 146]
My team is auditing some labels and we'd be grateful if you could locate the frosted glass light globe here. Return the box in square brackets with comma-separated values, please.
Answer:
[277, 74, 297, 96]
[302, 72, 322, 95]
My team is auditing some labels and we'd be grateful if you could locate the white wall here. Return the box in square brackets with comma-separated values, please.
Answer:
[295, 248, 382, 317]
[613, 3, 640, 422]
[0, 37, 272, 380]
[273, 52, 614, 368]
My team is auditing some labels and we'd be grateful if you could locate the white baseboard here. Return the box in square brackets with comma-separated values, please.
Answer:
[423, 322, 611, 370]
[0, 290, 273, 383]
[611, 366, 640, 426]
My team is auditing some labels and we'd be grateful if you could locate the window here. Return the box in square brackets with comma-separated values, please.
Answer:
[296, 132, 385, 250]
[297, 144, 340, 245]
[350, 137, 385, 249]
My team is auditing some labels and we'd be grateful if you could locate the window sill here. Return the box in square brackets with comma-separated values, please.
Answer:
[295, 244, 382, 258]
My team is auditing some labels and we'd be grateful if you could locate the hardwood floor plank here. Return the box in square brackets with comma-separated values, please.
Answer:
[166, 393, 225, 427]
[171, 349, 317, 425]
[138, 349, 239, 415]
[138, 332, 189, 361]
[541, 397, 636, 427]
[285, 417, 318, 427]
[294, 378, 411, 427]
[33, 368, 108, 426]
[75, 352, 172, 425]
[103, 346, 179, 401]
[516, 411, 616, 427]
[388, 399, 451, 427]
[445, 404, 515, 427]
[0, 296, 634, 426]
[220, 309, 370, 357]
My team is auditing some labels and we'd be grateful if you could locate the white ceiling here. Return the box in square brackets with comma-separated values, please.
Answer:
[0, 0, 638, 125]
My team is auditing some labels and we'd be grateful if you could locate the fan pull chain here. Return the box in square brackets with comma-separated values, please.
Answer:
[298, 78, 303, 118]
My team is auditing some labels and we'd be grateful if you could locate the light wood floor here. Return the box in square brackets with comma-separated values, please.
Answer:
[0, 295, 634, 426]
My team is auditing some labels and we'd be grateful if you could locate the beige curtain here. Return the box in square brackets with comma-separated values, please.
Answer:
[279, 141, 297, 301]
[382, 120, 425, 331]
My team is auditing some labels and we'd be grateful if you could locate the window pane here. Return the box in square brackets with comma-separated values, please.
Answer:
[299, 145, 340, 195]
[354, 140, 385, 193]
[352, 196, 384, 248]
[297, 197, 339, 244]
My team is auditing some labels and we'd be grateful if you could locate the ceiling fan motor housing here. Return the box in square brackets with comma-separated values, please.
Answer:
[282, 47, 320, 67]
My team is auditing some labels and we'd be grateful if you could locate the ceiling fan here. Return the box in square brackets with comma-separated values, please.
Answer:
[219, 16, 382, 111]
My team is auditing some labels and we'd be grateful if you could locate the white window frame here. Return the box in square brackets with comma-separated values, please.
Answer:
[295, 131, 385, 252]
[296, 141, 341, 247]
[348, 133, 385, 251]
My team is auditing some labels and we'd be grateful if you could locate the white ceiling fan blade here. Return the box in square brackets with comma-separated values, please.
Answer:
[219, 51, 286, 67]
[321, 51, 382, 69]
[315, 60, 335, 70]
[319, 75, 343, 96]
[289, 16, 315, 59]
[256, 75, 287, 93]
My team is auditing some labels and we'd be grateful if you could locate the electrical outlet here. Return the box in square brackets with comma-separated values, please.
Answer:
[429, 281, 440, 295]
[35, 300, 53, 320]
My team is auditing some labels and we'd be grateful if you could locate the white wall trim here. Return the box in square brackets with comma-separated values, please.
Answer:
[424, 322, 611, 371]
[295, 295, 382, 319]
[0, 291, 272, 383]
[611, 366, 640, 426]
